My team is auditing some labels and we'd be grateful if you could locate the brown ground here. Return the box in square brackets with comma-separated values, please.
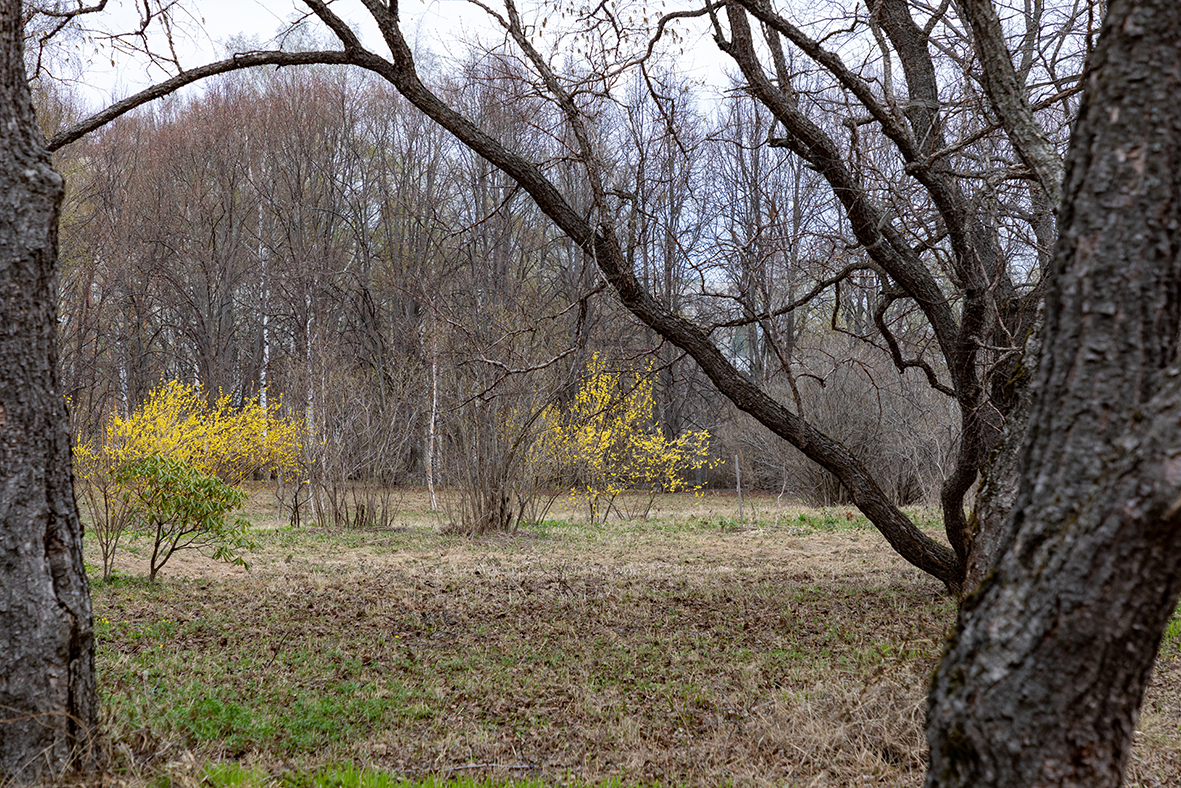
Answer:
[87, 490, 1181, 787]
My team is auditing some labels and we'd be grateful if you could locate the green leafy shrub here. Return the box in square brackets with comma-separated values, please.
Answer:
[114, 455, 257, 581]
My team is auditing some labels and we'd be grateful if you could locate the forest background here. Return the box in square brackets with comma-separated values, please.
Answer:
[39, 11, 968, 535]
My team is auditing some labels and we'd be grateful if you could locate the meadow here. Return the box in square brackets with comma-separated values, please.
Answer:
[85, 490, 1181, 788]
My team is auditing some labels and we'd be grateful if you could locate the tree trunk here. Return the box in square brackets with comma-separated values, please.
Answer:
[926, 1, 1181, 784]
[962, 312, 1041, 595]
[0, 1, 98, 781]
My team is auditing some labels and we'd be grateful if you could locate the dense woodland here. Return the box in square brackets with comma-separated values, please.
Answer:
[24, 0, 1098, 592]
[42, 50, 1025, 523]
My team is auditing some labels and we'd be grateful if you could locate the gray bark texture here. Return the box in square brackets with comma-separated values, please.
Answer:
[926, 1, 1181, 785]
[964, 312, 1041, 595]
[0, 0, 99, 781]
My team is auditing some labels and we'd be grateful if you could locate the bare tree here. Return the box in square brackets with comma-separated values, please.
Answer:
[0, 0, 96, 780]
[43, 0, 1083, 583]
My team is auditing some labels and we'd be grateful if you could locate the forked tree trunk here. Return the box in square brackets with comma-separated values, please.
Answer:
[0, 1, 98, 781]
[926, 2, 1181, 784]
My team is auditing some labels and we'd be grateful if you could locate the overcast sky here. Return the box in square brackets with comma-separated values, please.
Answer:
[57, 0, 730, 109]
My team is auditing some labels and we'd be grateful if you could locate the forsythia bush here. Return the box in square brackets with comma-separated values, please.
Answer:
[80, 379, 304, 485]
[541, 355, 716, 522]
[74, 380, 303, 578]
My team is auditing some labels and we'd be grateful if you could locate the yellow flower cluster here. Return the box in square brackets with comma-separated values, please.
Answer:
[76, 380, 304, 487]
[538, 355, 716, 522]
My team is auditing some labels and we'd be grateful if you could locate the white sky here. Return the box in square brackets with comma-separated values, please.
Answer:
[58, 0, 732, 110]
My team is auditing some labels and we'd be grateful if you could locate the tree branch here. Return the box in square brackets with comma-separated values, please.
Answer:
[47, 50, 354, 151]
[957, 0, 1064, 204]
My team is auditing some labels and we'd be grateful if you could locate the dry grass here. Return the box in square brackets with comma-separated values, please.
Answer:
[84, 491, 1181, 787]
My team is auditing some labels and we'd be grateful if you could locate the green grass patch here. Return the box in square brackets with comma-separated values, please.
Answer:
[202, 762, 274, 787]
[1160, 604, 1181, 657]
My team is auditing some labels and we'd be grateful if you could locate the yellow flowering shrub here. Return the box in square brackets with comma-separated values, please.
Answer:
[544, 355, 716, 522]
[74, 381, 303, 578]
[83, 380, 304, 486]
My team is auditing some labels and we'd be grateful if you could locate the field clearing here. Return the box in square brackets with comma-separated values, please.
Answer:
[86, 490, 1181, 787]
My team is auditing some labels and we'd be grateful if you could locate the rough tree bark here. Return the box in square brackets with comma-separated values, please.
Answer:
[926, 1, 1181, 784]
[0, 0, 98, 781]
